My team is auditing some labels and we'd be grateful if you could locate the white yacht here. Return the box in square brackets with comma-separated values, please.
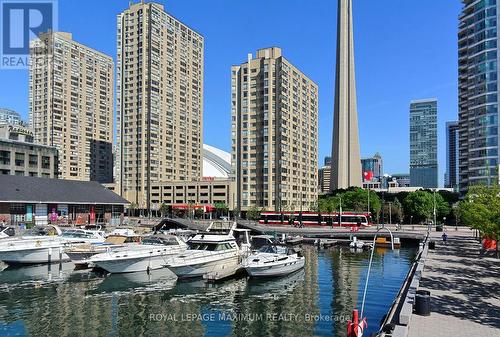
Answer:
[0, 228, 106, 265]
[0, 226, 14, 239]
[165, 221, 251, 279]
[89, 234, 187, 274]
[65, 228, 141, 268]
[243, 245, 305, 277]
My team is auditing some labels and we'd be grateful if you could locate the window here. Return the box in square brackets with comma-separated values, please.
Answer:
[29, 155, 38, 167]
[41, 156, 51, 169]
[0, 151, 10, 165]
[15, 153, 24, 166]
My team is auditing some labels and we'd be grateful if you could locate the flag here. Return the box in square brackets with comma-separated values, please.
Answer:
[363, 171, 374, 181]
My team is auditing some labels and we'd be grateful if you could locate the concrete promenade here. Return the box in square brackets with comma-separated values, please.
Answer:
[408, 230, 500, 337]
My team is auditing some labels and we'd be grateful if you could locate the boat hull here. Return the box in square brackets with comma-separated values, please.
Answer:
[168, 255, 240, 279]
[66, 251, 101, 268]
[0, 247, 70, 264]
[93, 254, 173, 274]
[245, 258, 305, 277]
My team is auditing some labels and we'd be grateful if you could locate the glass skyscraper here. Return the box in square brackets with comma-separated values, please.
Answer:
[0, 108, 22, 125]
[458, 0, 499, 192]
[361, 152, 383, 181]
[445, 121, 459, 190]
[409, 99, 438, 188]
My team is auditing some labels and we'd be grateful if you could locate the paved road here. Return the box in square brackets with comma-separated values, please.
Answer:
[408, 233, 500, 337]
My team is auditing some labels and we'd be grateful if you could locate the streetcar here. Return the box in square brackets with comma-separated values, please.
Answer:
[258, 211, 372, 227]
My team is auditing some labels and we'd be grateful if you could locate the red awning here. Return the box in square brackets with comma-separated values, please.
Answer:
[171, 204, 215, 212]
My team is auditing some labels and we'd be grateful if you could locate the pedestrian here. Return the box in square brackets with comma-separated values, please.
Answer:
[442, 232, 448, 245]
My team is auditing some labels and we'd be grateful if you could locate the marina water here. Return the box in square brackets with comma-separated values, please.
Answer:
[0, 245, 416, 337]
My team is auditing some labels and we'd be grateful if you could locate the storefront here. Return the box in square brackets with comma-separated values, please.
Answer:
[0, 175, 129, 227]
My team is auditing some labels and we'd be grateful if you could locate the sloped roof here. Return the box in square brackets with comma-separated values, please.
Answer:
[0, 175, 129, 205]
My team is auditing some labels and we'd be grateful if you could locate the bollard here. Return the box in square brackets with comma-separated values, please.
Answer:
[415, 290, 431, 316]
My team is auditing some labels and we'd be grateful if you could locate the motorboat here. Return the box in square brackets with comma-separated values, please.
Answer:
[1, 225, 63, 243]
[65, 228, 141, 268]
[89, 234, 187, 274]
[243, 245, 305, 277]
[165, 221, 251, 279]
[0, 226, 15, 239]
[250, 235, 276, 250]
[0, 228, 106, 265]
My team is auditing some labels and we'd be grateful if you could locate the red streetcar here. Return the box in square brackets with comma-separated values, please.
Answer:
[259, 211, 372, 228]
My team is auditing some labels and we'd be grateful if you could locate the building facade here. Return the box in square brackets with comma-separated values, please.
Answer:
[117, 1, 204, 209]
[392, 173, 411, 188]
[361, 152, 383, 182]
[458, 0, 499, 192]
[231, 47, 318, 211]
[150, 179, 234, 211]
[0, 108, 23, 125]
[29, 32, 114, 183]
[409, 99, 438, 188]
[445, 121, 459, 190]
[319, 165, 331, 194]
[0, 124, 58, 178]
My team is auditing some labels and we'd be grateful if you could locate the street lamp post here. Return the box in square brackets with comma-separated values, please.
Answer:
[338, 195, 342, 226]
[367, 188, 370, 214]
[433, 189, 437, 223]
[381, 191, 385, 228]
[388, 201, 392, 225]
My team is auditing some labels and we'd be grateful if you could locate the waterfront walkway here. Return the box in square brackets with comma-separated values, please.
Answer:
[408, 232, 500, 337]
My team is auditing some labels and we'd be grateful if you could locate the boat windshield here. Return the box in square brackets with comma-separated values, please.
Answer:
[142, 236, 179, 246]
[61, 230, 96, 239]
[258, 245, 288, 254]
[22, 227, 58, 237]
[187, 242, 234, 251]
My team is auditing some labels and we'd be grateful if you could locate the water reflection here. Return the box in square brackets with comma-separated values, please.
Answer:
[90, 269, 177, 295]
[0, 246, 415, 337]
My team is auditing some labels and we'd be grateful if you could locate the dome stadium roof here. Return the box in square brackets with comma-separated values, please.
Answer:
[203, 144, 231, 178]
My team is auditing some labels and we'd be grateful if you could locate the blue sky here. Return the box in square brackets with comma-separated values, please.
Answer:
[0, 0, 462, 186]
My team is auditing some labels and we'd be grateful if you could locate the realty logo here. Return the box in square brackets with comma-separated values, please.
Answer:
[0, 0, 57, 69]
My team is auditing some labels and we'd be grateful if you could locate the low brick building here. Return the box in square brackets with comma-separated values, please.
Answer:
[0, 175, 129, 226]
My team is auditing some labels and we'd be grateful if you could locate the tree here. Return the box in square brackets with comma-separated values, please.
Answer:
[382, 198, 404, 224]
[318, 196, 336, 213]
[309, 201, 319, 212]
[194, 208, 204, 219]
[214, 202, 229, 219]
[246, 205, 261, 221]
[159, 203, 169, 218]
[459, 185, 500, 258]
[393, 197, 404, 223]
[403, 191, 433, 223]
[128, 202, 138, 217]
